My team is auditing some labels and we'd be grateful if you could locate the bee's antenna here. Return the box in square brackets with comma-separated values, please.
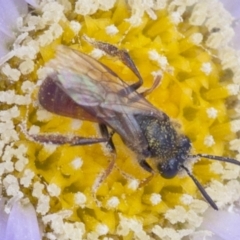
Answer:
[180, 164, 218, 210]
[190, 154, 240, 166]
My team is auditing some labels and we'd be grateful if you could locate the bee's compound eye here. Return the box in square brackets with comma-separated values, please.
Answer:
[158, 158, 179, 179]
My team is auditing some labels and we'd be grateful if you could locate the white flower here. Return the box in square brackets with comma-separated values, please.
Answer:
[0, 0, 38, 63]
[0, 0, 240, 240]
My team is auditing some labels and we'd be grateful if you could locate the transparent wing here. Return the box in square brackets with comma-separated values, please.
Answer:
[47, 45, 127, 95]
[45, 45, 161, 118]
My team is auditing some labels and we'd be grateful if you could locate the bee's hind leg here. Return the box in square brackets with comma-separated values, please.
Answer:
[20, 123, 110, 145]
[92, 124, 116, 206]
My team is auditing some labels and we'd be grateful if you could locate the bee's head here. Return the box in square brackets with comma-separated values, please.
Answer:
[157, 135, 191, 179]
[158, 157, 179, 178]
[157, 136, 240, 210]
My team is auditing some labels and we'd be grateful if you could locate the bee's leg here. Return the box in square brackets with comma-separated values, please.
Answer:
[116, 159, 155, 187]
[92, 124, 116, 206]
[83, 36, 162, 97]
[140, 75, 162, 97]
[139, 160, 153, 173]
[83, 35, 143, 91]
[98, 124, 116, 153]
[139, 174, 155, 187]
[20, 117, 113, 146]
[139, 160, 155, 187]
[22, 131, 109, 146]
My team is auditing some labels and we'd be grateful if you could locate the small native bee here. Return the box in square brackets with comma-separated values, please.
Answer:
[30, 37, 240, 210]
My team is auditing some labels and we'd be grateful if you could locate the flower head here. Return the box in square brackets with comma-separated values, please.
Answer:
[0, 0, 240, 239]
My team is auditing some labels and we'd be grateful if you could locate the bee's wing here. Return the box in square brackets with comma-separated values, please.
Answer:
[39, 74, 100, 122]
[46, 46, 160, 116]
[47, 45, 127, 94]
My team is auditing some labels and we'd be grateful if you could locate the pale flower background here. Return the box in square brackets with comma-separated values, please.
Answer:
[0, 0, 240, 240]
[193, 1, 240, 239]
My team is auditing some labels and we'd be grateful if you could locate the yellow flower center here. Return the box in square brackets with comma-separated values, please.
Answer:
[1, 0, 239, 238]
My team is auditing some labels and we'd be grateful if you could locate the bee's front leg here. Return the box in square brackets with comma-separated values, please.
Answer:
[139, 159, 153, 173]
[139, 160, 155, 187]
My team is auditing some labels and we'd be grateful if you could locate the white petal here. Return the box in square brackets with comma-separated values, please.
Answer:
[25, 0, 40, 8]
[4, 201, 41, 240]
[198, 208, 240, 240]
[0, 199, 8, 239]
[220, 0, 240, 19]
[220, 0, 240, 49]
[230, 22, 240, 50]
[0, 0, 28, 37]
[0, 31, 14, 58]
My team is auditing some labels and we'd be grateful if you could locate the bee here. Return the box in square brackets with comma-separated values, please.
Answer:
[29, 37, 240, 210]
